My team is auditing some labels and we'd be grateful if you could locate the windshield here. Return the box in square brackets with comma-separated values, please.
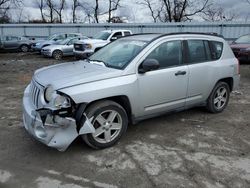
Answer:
[47, 34, 58, 40]
[89, 39, 148, 69]
[234, 35, 250, 44]
[56, 38, 71, 45]
[94, 32, 111, 40]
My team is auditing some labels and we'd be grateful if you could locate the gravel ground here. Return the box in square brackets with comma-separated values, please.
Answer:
[0, 52, 250, 188]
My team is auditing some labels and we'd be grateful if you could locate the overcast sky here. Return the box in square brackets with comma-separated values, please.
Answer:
[11, 0, 250, 23]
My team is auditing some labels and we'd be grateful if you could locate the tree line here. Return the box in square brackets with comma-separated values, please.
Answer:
[0, 0, 249, 24]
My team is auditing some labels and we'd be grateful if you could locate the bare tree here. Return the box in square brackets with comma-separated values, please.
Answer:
[35, 0, 46, 22]
[0, 0, 22, 23]
[106, 0, 121, 23]
[53, 0, 66, 23]
[137, 0, 159, 22]
[72, 0, 81, 23]
[203, 6, 237, 22]
[45, 0, 55, 23]
[94, 0, 99, 23]
[138, 0, 210, 22]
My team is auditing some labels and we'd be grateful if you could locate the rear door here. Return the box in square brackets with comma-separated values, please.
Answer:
[185, 39, 220, 106]
[137, 39, 189, 116]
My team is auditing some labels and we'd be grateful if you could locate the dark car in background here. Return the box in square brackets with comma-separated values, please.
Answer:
[230, 34, 250, 63]
[0, 36, 34, 52]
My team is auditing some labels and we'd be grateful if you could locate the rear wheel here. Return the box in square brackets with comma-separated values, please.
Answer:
[52, 50, 63, 60]
[206, 82, 230, 113]
[20, 45, 29, 52]
[81, 100, 128, 149]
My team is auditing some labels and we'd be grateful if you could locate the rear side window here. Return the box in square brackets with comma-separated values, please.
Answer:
[124, 31, 131, 36]
[187, 40, 208, 63]
[209, 41, 223, 60]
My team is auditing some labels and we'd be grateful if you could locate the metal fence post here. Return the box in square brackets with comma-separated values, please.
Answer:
[48, 25, 51, 36]
[23, 26, 27, 37]
[0, 26, 3, 35]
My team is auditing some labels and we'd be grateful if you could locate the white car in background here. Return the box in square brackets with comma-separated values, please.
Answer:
[73, 29, 132, 59]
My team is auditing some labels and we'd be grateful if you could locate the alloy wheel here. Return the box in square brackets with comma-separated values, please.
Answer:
[92, 110, 122, 144]
[214, 87, 228, 110]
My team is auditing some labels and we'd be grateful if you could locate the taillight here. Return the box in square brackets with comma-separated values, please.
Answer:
[237, 59, 240, 74]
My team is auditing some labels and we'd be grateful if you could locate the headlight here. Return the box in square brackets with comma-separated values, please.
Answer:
[53, 95, 71, 108]
[44, 85, 54, 103]
[84, 43, 92, 49]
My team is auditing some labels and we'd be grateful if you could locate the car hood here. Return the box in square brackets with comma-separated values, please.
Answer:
[75, 39, 108, 44]
[36, 40, 56, 47]
[34, 61, 123, 90]
[43, 45, 64, 50]
[230, 43, 250, 49]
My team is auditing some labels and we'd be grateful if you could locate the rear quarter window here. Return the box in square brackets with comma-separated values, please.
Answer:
[124, 31, 131, 36]
[209, 41, 223, 60]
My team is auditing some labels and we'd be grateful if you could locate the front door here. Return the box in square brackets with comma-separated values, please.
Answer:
[3, 36, 19, 49]
[62, 38, 78, 55]
[138, 40, 189, 116]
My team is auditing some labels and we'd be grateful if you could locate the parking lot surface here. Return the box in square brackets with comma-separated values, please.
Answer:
[0, 53, 250, 188]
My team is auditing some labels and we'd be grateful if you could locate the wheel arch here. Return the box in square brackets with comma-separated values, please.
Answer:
[75, 95, 133, 127]
[217, 77, 233, 92]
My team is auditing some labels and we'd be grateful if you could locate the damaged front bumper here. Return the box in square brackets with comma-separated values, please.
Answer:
[22, 85, 95, 151]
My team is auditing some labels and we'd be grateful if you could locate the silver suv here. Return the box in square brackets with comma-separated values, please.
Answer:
[23, 33, 240, 151]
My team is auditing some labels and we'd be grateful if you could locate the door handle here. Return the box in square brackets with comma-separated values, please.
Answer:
[175, 71, 186, 76]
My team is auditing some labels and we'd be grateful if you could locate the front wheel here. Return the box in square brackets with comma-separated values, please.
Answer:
[20, 45, 29, 52]
[206, 82, 230, 113]
[52, 50, 63, 60]
[81, 100, 128, 149]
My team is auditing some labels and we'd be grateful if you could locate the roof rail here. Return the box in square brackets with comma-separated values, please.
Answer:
[163, 32, 224, 38]
[123, 32, 224, 39]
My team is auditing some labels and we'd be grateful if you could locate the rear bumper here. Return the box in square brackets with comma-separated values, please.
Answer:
[238, 55, 250, 62]
[233, 74, 240, 91]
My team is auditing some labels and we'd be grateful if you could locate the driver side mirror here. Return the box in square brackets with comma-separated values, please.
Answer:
[138, 59, 160, 74]
[110, 37, 118, 41]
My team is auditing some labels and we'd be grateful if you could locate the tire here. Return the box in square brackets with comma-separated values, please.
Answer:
[81, 100, 128, 149]
[20, 45, 29, 52]
[206, 82, 230, 113]
[52, 50, 63, 60]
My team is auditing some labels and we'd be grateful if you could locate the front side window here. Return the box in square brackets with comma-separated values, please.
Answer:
[68, 38, 79, 45]
[112, 32, 122, 38]
[89, 39, 147, 69]
[94, 32, 111, 40]
[146, 40, 183, 68]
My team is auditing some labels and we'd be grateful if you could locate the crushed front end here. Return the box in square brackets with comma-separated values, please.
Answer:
[22, 79, 95, 151]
